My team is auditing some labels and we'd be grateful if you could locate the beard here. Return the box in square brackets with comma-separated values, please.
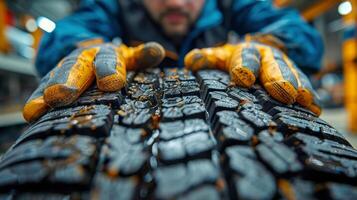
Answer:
[158, 8, 194, 42]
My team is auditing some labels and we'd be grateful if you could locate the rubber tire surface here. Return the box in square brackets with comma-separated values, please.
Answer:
[1, 68, 357, 200]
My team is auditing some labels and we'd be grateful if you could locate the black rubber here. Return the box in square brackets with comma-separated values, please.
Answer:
[1, 69, 357, 199]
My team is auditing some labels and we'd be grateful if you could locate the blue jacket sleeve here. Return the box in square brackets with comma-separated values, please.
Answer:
[231, 0, 324, 72]
[35, 0, 122, 77]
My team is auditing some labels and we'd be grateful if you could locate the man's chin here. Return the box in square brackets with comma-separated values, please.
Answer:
[162, 25, 188, 40]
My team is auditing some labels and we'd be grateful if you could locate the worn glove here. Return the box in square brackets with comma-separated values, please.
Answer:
[185, 41, 321, 116]
[23, 42, 165, 122]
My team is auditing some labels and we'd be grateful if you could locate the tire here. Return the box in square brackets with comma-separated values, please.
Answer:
[1, 68, 357, 200]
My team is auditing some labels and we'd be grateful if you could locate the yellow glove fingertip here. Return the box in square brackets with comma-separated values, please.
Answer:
[264, 80, 298, 105]
[230, 66, 256, 88]
[43, 84, 79, 107]
[97, 73, 126, 92]
[296, 88, 314, 107]
[140, 42, 165, 67]
[23, 96, 49, 123]
[307, 103, 322, 116]
[124, 42, 165, 70]
[184, 49, 206, 71]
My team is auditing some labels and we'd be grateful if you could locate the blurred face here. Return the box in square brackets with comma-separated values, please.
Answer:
[143, 0, 205, 41]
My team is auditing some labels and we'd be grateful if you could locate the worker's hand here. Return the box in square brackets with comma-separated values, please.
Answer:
[23, 42, 165, 122]
[184, 42, 321, 116]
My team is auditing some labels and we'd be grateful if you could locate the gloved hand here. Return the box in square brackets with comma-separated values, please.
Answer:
[23, 42, 165, 122]
[185, 41, 321, 116]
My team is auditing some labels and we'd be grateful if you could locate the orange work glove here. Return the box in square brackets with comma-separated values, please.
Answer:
[184, 41, 321, 116]
[23, 42, 165, 122]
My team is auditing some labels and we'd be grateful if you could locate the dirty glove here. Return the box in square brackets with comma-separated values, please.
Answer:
[23, 42, 165, 122]
[184, 41, 321, 116]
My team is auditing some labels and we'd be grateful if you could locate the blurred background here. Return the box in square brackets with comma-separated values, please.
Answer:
[0, 0, 356, 152]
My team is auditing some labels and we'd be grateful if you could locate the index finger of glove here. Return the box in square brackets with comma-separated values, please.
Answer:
[94, 44, 127, 92]
[229, 43, 261, 88]
[43, 48, 97, 108]
[120, 42, 165, 71]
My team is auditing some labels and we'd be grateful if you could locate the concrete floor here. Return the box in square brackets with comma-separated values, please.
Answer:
[320, 108, 357, 148]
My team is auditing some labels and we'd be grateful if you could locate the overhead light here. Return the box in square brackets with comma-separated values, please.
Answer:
[338, 1, 352, 16]
[37, 16, 56, 33]
[25, 18, 38, 32]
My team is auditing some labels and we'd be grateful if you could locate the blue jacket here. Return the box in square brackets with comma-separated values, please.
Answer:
[35, 0, 324, 77]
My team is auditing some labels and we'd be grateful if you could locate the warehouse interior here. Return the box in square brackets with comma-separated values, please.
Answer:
[0, 0, 356, 152]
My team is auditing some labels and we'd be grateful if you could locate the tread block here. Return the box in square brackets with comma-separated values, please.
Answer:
[206, 91, 239, 120]
[161, 107, 184, 122]
[163, 81, 200, 98]
[276, 115, 349, 145]
[240, 102, 263, 110]
[132, 71, 160, 87]
[212, 111, 254, 149]
[256, 131, 302, 175]
[269, 106, 324, 124]
[196, 70, 230, 85]
[255, 89, 286, 111]
[239, 108, 276, 131]
[184, 132, 216, 158]
[13, 105, 113, 148]
[180, 81, 201, 96]
[110, 125, 148, 144]
[157, 138, 186, 163]
[287, 133, 357, 181]
[212, 111, 253, 136]
[159, 121, 185, 140]
[100, 127, 149, 176]
[91, 174, 139, 200]
[218, 126, 254, 148]
[154, 160, 219, 199]
[288, 133, 357, 160]
[118, 108, 153, 128]
[201, 80, 228, 102]
[0, 136, 97, 191]
[324, 182, 357, 200]
[37, 104, 112, 124]
[278, 179, 317, 200]
[162, 96, 202, 108]
[177, 186, 222, 200]
[291, 105, 317, 116]
[127, 83, 158, 105]
[161, 98, 206, 122]
[257, 131, 302, 175]
[117, 99, 157, 129]
[73, 86, 124, 109]
[159, 119, 209, 141]
[224, 146, 276, 200]
[3, 192, 74, 200]
[164, 68, 196, 82]
[227, 87, 259, 104]
[158, 131, 215, 163]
